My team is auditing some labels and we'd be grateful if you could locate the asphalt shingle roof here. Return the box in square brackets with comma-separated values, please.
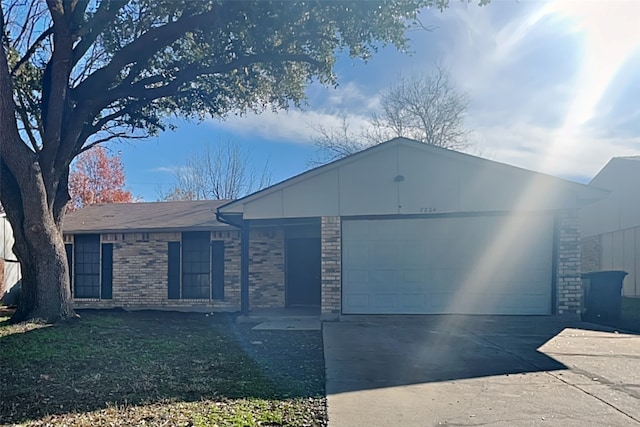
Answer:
[63, 200, 231, 234]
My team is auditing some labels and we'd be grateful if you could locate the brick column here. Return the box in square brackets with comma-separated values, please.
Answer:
[556, 209, 582, 316]
[321, 216, 341, 320]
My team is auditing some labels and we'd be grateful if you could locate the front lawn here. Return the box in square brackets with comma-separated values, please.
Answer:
[0, 309, 326, 426]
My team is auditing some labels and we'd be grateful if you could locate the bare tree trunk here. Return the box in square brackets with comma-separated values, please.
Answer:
[10, 216, 74, 323]
[0, 18, 75, 323]
[2, 169, 75, 323]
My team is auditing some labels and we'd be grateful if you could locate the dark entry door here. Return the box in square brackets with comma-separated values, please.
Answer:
[286, 237, 321, 307]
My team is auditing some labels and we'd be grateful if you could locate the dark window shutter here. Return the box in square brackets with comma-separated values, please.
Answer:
[65, 243, 73, 295]
[212, 241, 225, 300]
[101, 243, 113, 299]
[168, 241, 181, 299]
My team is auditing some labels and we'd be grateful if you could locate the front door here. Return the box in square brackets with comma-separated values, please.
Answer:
[286, 237, 321, 307]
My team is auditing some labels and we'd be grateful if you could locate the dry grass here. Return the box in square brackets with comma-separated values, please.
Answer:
[0, 310, 325, 426]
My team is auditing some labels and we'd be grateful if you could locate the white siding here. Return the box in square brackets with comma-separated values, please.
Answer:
[582, 158, 640, 237]
[600, 226, 640, 297]
[231, 140, 597, 220]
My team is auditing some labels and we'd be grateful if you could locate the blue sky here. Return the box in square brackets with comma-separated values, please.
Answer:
[116, 0, 640, 201]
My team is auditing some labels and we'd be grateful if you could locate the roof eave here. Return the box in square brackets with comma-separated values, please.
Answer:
[63, 224, 236, 235]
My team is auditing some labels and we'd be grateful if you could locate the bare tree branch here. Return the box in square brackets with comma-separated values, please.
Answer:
[70, 1, 127, 67]
[79, 132, 147, 154]
[309, 115, 369, 166]
[377, 65, 469, 149]
[15, 91, 40, 152]
[311, 65, 470, 165]
[159, 140, 272, 201]
[11, 26, 54, 76]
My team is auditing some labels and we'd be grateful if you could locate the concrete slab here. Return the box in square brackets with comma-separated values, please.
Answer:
[324, 316, 640, 427]
[252, 319, 321, 331]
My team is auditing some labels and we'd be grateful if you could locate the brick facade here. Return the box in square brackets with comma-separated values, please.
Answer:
[249, 228, 285, 308]
[70, 231, 241, 311]
[67, 210, 583, 316]
[68, 227, 288, 312]
[321, 216, 341, 319]
[556, 209, 582, 315]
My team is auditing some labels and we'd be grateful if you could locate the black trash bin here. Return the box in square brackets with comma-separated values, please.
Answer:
[581, 270, 627, 323]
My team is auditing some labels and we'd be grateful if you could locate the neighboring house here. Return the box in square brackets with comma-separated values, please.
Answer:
[218, 137, 605, 318]
[65, 138, 605, 317]
[0, 213, 21, 303]
[581, 157, 640, 298]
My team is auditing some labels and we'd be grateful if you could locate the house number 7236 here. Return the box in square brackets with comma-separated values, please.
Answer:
[419, 207, 436, 213]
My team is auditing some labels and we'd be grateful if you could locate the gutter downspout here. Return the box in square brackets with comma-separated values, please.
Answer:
[216, 210, 250, 316]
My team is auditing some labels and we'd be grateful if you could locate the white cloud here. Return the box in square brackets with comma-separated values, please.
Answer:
[470, 121, 640, 181]
[324, 81, 381, 112]
[209, 108, 372, 145]
[148, 166, 178, 175]
[210, 0, 640, 181]
[206, 80, 382, 145]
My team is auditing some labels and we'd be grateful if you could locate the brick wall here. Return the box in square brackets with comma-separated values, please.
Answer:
[249, 228, 285, 308]
[71, 231, 241, 311]
[321, 216, 341, 319]
[581, 235, 601, 273]
[556, 209, 582, 315]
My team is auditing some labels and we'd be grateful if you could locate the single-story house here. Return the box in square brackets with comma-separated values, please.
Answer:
[64, 138, 606, 318]
[581, 156, 640, 298]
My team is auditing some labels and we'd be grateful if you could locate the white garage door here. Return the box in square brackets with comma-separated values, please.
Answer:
[342, 215, 554, 315]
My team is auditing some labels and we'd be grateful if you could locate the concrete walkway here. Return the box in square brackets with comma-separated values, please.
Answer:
[323, 316, 640, 426]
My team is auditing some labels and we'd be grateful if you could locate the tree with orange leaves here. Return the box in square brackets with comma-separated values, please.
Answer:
[68, 147, 133, 212]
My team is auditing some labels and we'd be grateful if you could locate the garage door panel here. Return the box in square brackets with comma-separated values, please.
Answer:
[344, 269, 369, 285]
[342, 216, 553, 315]
[400, 294, 427, 309]
[397, 243, 423, 265]
[374, 294, 398, 309]
[431, 269, 461, 289]
[345, 294, 370, 309]
[371, 222, 400, 239]
[370, 269, 396, 284]
[344, 221, 370, 239]
[401, 269, 425, 283]
[371, 246, 398, 266]
[343, 243, 369, 265]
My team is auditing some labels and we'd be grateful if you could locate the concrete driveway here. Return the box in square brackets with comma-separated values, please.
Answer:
[323, 316, 640, 426]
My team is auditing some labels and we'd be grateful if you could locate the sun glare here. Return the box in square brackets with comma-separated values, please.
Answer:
[435, 1, 640, 321]
[540, 0, 640, 170]
[555, 1, 640, 122]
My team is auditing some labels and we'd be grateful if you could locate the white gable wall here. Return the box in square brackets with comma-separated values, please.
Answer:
[582, 158, 640, 237]
[235, 140, 595, 220]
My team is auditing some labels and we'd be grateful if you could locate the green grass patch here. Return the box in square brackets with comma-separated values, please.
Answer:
[0, 310, 326, 426]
